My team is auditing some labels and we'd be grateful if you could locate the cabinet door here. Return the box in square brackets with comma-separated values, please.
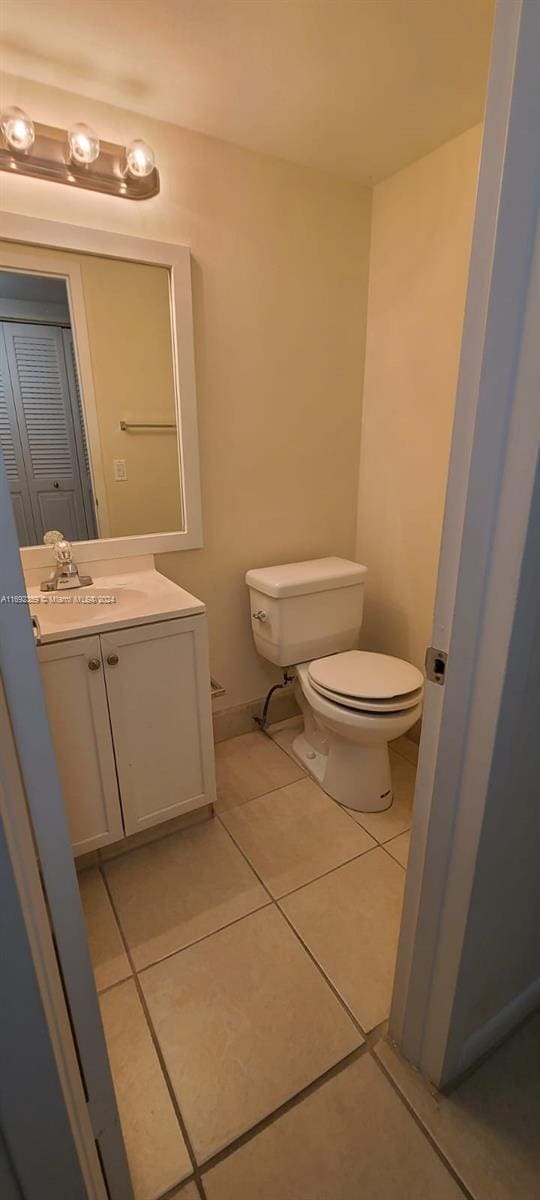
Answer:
[101, 617, 217, 836]
[38, 636, 123, 855]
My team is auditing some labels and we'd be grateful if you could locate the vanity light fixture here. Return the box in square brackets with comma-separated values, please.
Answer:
[125, 138, 155, 179]
[0, 106, 35, 152]
[68, 122, 100, 166]
[0, 109, 159, 200]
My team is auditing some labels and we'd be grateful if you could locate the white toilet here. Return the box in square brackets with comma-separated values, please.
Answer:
[246, 557, 423, 812]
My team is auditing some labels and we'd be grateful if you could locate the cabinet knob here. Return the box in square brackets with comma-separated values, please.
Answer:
[106, 653, 119, 666]
[88, 658, 101, 671]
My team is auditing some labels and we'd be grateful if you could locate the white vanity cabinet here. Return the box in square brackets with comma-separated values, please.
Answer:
[38, 635, 123, 854]
[38, 613, 216, 856]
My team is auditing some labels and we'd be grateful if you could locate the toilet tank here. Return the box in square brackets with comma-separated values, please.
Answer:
[245, 557, 368, 667]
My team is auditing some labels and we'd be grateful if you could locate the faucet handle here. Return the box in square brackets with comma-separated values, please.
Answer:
[43, 530, 72, 563]
[55, 540, 73, 563]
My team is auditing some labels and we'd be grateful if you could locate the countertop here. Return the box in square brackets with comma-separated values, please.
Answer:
[28, 568, 205, 644]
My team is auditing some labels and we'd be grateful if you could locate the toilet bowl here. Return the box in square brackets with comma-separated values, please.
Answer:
[293, 654, 423, 811]
[245, 557, 423, 813]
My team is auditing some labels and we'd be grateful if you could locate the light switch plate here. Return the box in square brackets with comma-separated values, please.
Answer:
[113, 458, 128, 481]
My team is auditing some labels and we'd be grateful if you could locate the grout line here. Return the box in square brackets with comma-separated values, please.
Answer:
[213, 766, 306, 815]
[97, 778, 408, 1027]
[157, 1174, 207, 1200]
[93, 769, 472, 1200]
[264, 725, 303, 760]
[100, 867, 209, 1200]
[363, 1017, 390, 1048]
[263, 723, 416, 847]
[214, 812, 370, 1044]
[272, 841, 380, 901]
[100, 844, 373, 1190]
[275, 896, 369, 1042]
[212, 766, 416, 1060]
[98, 812, 277, 989]
[96, 972, 133, 999]
[379, 839, 409, 871]
[213, 814, 274, 904]
[218, 803, 379, 900]
[370, 1050, 476, 1200]
[133, 898, 272, 983]
[91, 750, 439, 1198]
[198, 1043, 370, 1178]
[262, 724, 387, 839]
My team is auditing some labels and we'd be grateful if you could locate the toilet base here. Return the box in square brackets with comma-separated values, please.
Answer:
[291, 732, 328, 789]
[293, 729, 393, 813]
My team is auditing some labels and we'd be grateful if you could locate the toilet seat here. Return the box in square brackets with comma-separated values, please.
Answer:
[309, 679, 423, 713]
[307, 650, 424, 714]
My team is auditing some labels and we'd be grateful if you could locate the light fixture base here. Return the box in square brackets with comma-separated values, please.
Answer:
[0, 121, 160, 201]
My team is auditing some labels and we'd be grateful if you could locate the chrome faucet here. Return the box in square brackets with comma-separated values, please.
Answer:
[40, 531, 93, 592]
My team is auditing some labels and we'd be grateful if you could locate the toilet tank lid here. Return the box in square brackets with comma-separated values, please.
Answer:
[245, 557, 368, 598]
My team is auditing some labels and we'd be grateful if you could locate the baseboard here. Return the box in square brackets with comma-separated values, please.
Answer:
[455, 976, 540, 1078]
[213, 686, 299, 743]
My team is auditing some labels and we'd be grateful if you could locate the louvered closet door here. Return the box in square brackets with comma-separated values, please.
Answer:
[2, 322, 91, 543]
[0, 325, 38, 545]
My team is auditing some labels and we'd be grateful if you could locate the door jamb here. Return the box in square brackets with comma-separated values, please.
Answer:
[0, 436, 133, 1195]
[0, 678, 108, 1199]
[390, 0, 540, 1086]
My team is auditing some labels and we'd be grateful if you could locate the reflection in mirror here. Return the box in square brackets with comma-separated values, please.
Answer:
[0, 245, 183, 547]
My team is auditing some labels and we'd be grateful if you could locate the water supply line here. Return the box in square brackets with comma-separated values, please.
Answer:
[254, 669, 295, 730]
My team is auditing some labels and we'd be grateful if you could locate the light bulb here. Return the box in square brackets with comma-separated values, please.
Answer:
[68, 123, 100, 165]
[125, 138, 155, 179]
[1, 106, 35, 152]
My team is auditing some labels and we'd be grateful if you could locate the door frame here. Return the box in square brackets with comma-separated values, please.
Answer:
[0, 680, 109, 1200]
[0, 0, 537, 1185]
[0, 449, 133, 1197]
[0, 247, 111, 536]
[391, 0, 540, 1086]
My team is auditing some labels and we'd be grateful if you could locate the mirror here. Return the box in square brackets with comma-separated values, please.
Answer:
[0, 240, 184, 547]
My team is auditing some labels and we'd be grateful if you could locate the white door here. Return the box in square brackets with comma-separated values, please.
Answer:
[102, 617, 216, 835]
[391, 0, 540, 1086]
[39, 636, 124, 855]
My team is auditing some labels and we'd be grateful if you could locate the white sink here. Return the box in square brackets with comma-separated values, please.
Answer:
[31, 586, 148, 626]
[26, 567, 206, 643]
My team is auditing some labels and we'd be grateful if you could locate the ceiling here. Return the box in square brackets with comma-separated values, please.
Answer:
[0, 0, 494, 184]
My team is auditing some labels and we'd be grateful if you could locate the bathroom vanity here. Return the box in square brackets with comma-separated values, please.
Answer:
[30, 562, 216, 857]
[1, 218, 218, 856]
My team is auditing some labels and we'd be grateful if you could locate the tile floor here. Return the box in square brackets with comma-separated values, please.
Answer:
[79, 727, 539, 1200]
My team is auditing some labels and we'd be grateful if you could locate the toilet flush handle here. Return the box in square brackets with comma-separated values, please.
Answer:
[252, 610, 268, 622]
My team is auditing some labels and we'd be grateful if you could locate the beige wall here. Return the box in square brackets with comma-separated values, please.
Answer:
[74, 255, 181, 538]
[355, 125, 482, 670]
[0, 74, 371, 708]
[0, 240, 182, 538]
